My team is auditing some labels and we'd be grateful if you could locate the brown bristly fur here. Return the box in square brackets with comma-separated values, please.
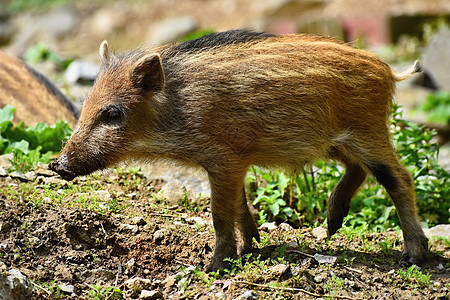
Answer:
[50, 30, 427, 271]
[0, 51, 79, 128]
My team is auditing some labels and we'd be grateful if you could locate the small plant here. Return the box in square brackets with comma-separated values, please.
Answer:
[398, 265, 431, 288]
[247, 105, 449, 231]
[24, 43, 74, 70]
[0, 105, 72, 172]
[415, 91, 450, 125]
[87, 284, 123, 300]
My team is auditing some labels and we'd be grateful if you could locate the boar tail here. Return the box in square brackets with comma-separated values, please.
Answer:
[392, 60, 422, 81]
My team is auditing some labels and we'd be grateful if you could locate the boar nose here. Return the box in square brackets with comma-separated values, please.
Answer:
[49, 154, 77, 181]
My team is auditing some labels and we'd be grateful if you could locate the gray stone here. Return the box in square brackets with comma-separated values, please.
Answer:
[59, 283, 75, 294]
[0, 154, 13, 169]
[240, 290, 258, 300]
[8, 7, 78, 55]
[79, 268, 115, 284]
[125, 277, 153, 298]
[423, 224, 450, 239]
[34, 162, 55, 177]
[139, 289, 163, 300]
[119, 223, 139, 234]
[0, 167, 7, 177]
[271, 264, 289, 278]
[132, 216, 147, 226]
[9, 171, 29, 182]
[312, 227, 328, 240]
[259, 222, 277, 231]
[153, 228, 169, 244]
[158, 180, 187, 205]
[313, 253, 337, 265]
[0, 268, 34, 300]
[423, 26, 450, 91]
[64, 60, 100, 85]
[147, 16, 197, 45]
[214, 292, 227, 299]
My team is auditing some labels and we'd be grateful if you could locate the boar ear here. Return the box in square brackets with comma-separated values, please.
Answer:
[131, 54, 165, 92]
[99, 40, 111, 64]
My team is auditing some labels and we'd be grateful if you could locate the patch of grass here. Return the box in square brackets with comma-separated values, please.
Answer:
[398, 265, 431, 289]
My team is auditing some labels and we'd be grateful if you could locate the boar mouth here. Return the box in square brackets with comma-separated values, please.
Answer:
[49, 158, 79, 181]
[49, 160, 78, 181]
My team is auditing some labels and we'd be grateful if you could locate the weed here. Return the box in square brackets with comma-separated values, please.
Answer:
[246, 105, 448, 231]
[87, 284, 123, 300]
[398, 265, 431, 289]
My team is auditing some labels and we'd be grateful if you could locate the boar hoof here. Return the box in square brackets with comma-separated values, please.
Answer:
[206, 251, 237, 273]
[401, 237, 428, 265]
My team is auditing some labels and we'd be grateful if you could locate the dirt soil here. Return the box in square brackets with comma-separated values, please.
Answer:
[0, 166, 449, 299]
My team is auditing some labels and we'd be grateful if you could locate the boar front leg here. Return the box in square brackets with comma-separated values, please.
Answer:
[206, 170, 247, 272]
[237, 187, 260, 256]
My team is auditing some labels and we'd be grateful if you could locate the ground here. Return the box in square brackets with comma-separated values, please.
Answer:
[0, 166, 449, 299]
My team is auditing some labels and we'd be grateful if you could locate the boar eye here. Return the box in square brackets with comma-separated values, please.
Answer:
[101, 106, 125, 124]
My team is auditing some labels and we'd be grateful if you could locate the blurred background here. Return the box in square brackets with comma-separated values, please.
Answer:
[0, 0, 449, 167]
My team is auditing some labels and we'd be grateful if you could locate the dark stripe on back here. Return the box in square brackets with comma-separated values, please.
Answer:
[171, 29, 275, 53]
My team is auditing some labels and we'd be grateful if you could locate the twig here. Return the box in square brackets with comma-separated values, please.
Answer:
[31, 281, 51, 295]
[342, 265, 363, 274]
[285, 249, 314, 258]
[175, 260, 192, 267]
[148, 212, 178, 218]
[233, 280, 363, 300]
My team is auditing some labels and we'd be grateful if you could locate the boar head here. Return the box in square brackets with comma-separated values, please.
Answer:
[50, 41, 165, 180]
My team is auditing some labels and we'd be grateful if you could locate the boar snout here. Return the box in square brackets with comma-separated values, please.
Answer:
[49, 154, 77, 181]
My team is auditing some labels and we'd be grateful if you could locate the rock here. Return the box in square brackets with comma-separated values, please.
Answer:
[90, 5, 128, 36]
[39, 176, 68, 186]
[24, 171, 37, 180]
[313, 253, 337, 265]
[9, 171, 29, 182]
[312, 227, 328, 240]
[279, 223, 293, 231]
[271, 264, 290, 278]
[187, 216, 207, 227]
[79, 268, 115, 284]
[0, 267, 34, 300]
[162, 274, 177, 288]
[59, 283, 75, 295]
[239, 290, 258, 300]
[0, 166, 7, 177]
[158, 180, 187, 205]
[140, 162, 210, 198]
[147, 16, 198, 45]
[423, 26, 450, 91]
[132, 216, 147, 226]
[259, 222, 277, 231]
[423, 224, 450, 239]
[34, 162, 55, 177]
[140, 289, 163, 300]
[153, 228, 170, 244]
[94, 190, 111, 201]
[214, 292, 227, 299]
[119, 223, 139, 234]
[0, 153, 13, 168]
[64, 60, 100, 85]
[125, 277, 153, 298]
[9, 7, 78, 55]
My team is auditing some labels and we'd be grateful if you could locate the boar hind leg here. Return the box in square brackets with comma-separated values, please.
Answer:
[367, 152, 428, 263]
[237, 187, 260, 256]
[206, 171, 247, 272]
[327, 163, 367, 236]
